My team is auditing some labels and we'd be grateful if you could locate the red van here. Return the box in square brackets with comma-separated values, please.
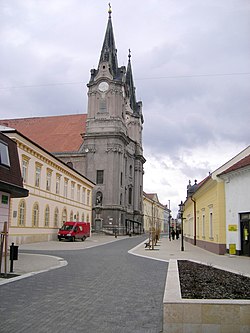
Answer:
[58, 222, 90, 242]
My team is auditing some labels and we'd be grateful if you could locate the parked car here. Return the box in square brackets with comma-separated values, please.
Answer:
[58, 222, 90, 241]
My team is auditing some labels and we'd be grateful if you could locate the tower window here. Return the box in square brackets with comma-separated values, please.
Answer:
[128, 187, 132, 205]
[99, 97, 107, 112]
[96, 170, 104, 184]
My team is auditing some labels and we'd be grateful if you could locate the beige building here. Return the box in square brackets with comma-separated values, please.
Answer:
[2, 128, 95, 245]
[143, 193, 166, 235]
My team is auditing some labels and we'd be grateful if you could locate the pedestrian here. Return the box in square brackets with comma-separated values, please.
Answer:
[176, 229, 179, 240]
[171, 229, 176, 240]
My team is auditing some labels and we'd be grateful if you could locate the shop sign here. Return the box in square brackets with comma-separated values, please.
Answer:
[228, 224, 237, 232]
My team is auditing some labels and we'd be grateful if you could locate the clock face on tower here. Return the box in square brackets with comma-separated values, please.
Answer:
[98, 81, 109, 92]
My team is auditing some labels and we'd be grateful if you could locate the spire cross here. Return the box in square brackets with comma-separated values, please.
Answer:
[128, 49, 131, 60]
[108, 3, 112, 18]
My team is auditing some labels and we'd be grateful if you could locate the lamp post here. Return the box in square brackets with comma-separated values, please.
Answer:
[168, 200, 171, 241]
[179, 201, 185, 251]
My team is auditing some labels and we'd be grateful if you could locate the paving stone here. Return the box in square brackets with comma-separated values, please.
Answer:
[0, 236, 168, 333]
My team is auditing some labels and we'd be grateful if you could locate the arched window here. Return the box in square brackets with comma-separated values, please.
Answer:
[54, 207, 59, 227]
[129, 165, 132, 176]
[44, 205, 50, 227]
[18, 200, 26, 226]
[32, 203, 39, 227]
[62, 208, 67, 226]
[76, 212, 79, 222]
[70, 210, 73, 221]
[81, 213, 85, 222]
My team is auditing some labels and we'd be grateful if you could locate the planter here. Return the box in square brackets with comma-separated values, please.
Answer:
[163, 259, 250, 333]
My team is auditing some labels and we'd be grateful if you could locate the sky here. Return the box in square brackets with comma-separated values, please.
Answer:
[1, 0, 250, 216]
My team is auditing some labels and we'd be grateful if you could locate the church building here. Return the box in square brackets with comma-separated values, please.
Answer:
[0, 7, 145, 235]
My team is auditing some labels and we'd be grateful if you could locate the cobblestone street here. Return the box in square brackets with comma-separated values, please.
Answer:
[0, 236, 168, 333]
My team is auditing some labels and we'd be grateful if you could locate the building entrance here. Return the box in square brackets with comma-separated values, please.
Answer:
[240, 213, 250, 256]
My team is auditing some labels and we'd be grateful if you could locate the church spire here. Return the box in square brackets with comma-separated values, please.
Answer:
[98, 3, 118, 78]
[126, 49, 137, 113]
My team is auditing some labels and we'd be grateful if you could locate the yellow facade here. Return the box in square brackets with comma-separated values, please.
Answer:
[143, 193, 165, 234]
[183, 177, 226, 254]
[5, 131, 94, 245]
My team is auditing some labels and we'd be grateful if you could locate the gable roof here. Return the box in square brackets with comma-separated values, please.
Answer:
[143, 192, 160, 203]
[218, 154, 250, 176]
[0, 114, 87, 153]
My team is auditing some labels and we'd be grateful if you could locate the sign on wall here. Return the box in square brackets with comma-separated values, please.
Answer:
[228, 224, 237, 231]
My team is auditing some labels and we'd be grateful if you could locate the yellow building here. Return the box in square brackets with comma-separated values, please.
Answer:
[2, 128, 95, 245]
[184, 176, 226, 254]
[183, 146, 250, 255]
[143, 192, 166, 235]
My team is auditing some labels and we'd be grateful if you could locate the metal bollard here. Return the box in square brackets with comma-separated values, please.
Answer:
[10, 242, 18, 273]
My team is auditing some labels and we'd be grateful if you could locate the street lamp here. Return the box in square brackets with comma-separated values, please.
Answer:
[179, 201, 185, 251]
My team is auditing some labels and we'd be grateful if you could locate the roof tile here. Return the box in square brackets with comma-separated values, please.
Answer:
[219, 154, 250, 175]
[0, 114, 87, 153]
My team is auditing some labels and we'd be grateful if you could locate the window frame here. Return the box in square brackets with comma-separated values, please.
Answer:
[44, 205, 50, 227]
[32, 202, 39, 227]
[35, 163, 42, 188]
[18, 200, 26, 227]
[0, 140, 10, 167]
[96, 170, 104, 184]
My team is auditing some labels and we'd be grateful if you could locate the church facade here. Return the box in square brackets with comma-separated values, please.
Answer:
[0, 9, 145, 235]
[60, 9, 145, 234]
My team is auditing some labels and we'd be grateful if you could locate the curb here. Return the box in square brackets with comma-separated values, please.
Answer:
[0, 254, 68, 286]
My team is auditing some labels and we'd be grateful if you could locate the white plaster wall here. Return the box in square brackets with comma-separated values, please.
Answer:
[224, 169, 250, 251]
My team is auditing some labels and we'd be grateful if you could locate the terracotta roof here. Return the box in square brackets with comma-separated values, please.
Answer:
[219, 154, 250, 175]
[0, 114, 87, 153]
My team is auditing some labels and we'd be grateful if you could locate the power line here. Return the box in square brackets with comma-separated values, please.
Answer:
[0, 81, 84, 90]
[137, 72, 250, 81]
[0, 72, 249, 90]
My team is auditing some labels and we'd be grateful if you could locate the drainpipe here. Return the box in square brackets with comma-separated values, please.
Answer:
[191, 197, 196, 246]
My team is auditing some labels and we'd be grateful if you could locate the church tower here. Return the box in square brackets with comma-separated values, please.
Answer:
[82, 6, 145, 234]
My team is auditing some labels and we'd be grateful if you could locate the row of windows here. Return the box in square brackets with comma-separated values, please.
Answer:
[22, 157, 91, 204]
[96, 170, 135, 206]
[18, 200, 90, 228]
[96, 164, 134, 185]
[186, 210, 213, 239]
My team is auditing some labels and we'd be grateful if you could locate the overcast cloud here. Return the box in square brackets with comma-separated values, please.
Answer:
[1, 0, 249, 216]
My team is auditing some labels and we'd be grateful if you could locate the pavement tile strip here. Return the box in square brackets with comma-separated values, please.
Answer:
[0, 235, 249, 333]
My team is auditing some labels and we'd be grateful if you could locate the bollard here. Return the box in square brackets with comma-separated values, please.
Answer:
[10, 242, 19, 273]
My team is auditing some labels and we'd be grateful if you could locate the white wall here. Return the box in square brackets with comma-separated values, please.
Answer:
[224, 169, 250, 251]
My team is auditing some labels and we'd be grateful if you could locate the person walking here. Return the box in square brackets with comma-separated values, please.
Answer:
[176, 229, 179, 240]
[171, 229, 176, 240]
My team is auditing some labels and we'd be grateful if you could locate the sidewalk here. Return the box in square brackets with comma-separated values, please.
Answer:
[1, 234, 250, 285]
[130, 235, 250, 277]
